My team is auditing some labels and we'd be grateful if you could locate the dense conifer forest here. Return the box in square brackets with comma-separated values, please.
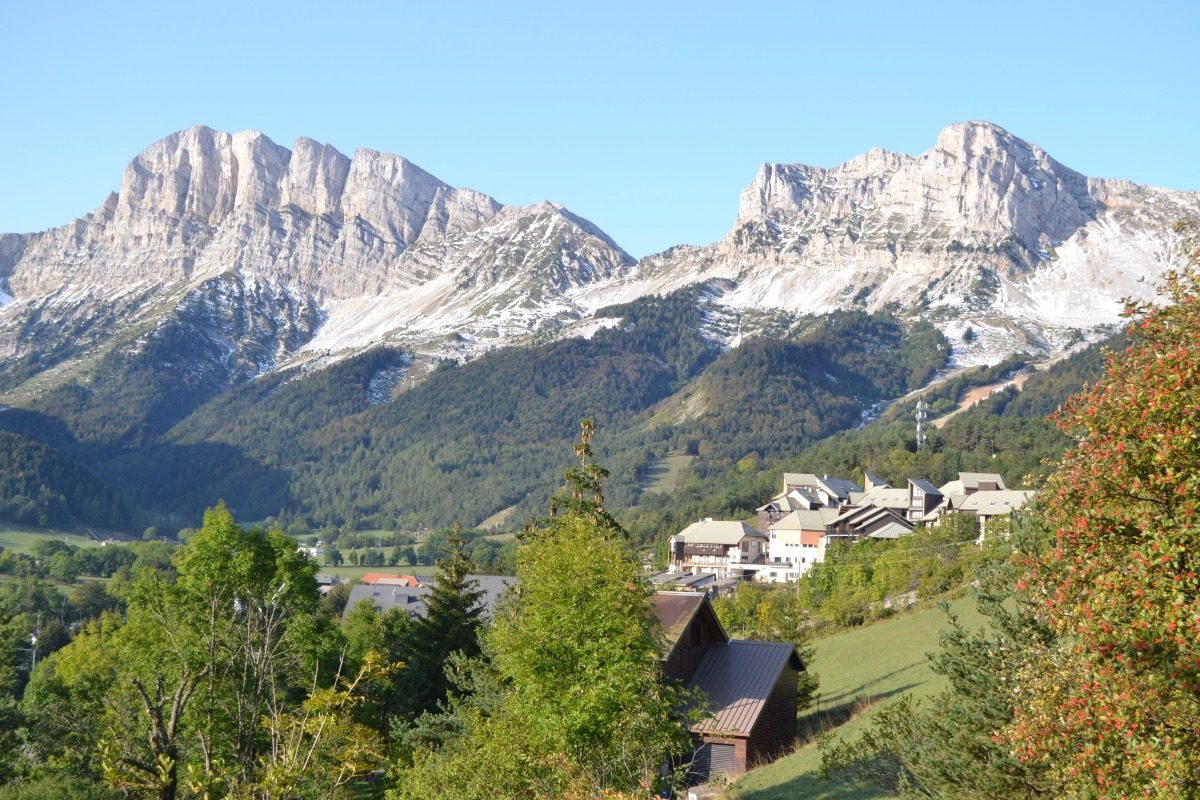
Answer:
[0, 290, 955, 533]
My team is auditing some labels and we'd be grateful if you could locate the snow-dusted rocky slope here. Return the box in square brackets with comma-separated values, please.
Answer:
[1, 121, 1197, 402]
[0, 126, 633, 397]
[580, 121, 1200, 364]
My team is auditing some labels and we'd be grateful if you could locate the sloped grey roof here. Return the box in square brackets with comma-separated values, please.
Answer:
[770, 508, 838, 532]
[652, 572, 718, 590]
[653, 591, 729, 655]
[757, 487, 822, 513]
[961, 472, 1007, 489]
[939, 472, 1007, 495]
[956, 490, 1035, 514]
[688, 640, 803, 736]
[792, 487, 821, 506]
[870, 522, 916, 540]
[675, 519, 766, 545]
[831, 504, 894, 527]
[909, 478, 942, 495]
[344, 584, 432, 619]
[852, 487, 910, 509]
[782, 472, 820, 488]
[816, 475, 863, 499]
[341, 574, 514, 622]
[863, 471, 891, 489]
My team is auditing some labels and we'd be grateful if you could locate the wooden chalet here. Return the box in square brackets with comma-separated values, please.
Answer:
[653, 592, 805, 781]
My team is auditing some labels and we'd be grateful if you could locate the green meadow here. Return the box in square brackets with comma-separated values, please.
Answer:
[736, 596, 986, 800]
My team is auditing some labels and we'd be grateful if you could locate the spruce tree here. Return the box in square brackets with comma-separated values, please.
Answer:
[396, 526, 484, 719]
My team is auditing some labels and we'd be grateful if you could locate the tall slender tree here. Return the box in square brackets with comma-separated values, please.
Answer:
[395, 526, 485, 720]
[391, 421, 695, 799]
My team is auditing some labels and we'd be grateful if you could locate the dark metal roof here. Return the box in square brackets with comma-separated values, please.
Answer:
[688, 640, 803, 737]
[652, 591, 729, 657]
[341, 574, 514, 623]
[653, 592, 707, 647]
[816, 475, 863, 499]
[909, 477, 942, 495]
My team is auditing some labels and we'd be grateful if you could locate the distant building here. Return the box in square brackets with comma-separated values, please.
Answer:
[359, 573, 421, 587]
[341, 574, 515, 621]
[667, 519, 767, 580]
[907, 478, 944, 521]
[762, 508, 838, 582]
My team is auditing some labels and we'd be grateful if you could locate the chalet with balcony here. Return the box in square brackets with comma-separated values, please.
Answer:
[668, 519, 767, 580]
[827, 503, 913, 542]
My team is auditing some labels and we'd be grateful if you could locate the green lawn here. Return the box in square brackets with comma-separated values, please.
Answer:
[639, 451, 695, 494]
[0, 524, 105, 555]
[735, 597, 985, 800]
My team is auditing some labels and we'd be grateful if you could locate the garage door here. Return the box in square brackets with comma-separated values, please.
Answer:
[691, 742, 737, 781]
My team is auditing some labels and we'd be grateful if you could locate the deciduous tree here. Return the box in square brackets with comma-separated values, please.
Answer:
[1004, 229, 1200, 796]
[390, 421, 694, 798]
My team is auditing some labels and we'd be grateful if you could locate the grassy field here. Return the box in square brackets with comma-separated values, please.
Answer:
[0, 523, 106, 555]
[734, 597, 985, 800]
[639, 451, 695, 494]
[478, 504, 520, 530]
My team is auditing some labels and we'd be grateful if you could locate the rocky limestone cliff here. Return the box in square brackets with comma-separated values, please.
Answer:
[579, 121, 1200, 364]
[0, 126, 634, 392]
[3, 121, 1198, 401]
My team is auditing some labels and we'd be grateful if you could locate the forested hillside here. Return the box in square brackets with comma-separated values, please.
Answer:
[622, 333, 1116, 551]
[0, 431, 141, 530]
[0, 287, 953, 533]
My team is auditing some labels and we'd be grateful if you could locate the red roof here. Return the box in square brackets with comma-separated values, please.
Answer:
[359, 573, 420, 587]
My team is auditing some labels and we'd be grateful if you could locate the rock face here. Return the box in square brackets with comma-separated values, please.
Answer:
[0, 126, 635, 397]
[1, 120, 1198, 401]
[580, 121, 1200, 364]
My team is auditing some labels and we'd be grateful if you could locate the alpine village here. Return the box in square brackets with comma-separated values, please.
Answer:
[1, 118, 1198, 800]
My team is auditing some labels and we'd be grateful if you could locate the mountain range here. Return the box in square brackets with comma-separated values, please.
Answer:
[0, 121, 1196, 531]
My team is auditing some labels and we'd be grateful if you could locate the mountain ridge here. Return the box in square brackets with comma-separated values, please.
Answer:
[1, 120, 1194, 530]
[3, 121, 1198, 386]
[580, 121, 1200, 366]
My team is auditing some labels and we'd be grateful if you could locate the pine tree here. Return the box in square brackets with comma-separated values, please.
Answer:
[398, 526, 485, 717]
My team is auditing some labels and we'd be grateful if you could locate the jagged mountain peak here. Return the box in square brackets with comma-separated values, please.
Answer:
[738, 120, 1094, 237]
[596, 121, 1200, 367]
[0, 126, 635, 397]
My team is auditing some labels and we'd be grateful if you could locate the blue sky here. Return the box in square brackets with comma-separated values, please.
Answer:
[2, 0, 1197, 257]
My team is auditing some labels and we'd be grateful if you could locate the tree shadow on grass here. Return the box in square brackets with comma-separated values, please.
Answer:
[797, 682, 919, 744]
[735, 684, 919, 800]
[819, 662, 926, 706]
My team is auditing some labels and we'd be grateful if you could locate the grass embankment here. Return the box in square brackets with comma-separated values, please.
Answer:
[0, 524, 105, 555]
[639, 451, 695, 494]
[735, 597, 985, 800]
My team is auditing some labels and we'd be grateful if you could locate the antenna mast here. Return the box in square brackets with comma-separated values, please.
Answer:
[915, 400, 928, 451]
